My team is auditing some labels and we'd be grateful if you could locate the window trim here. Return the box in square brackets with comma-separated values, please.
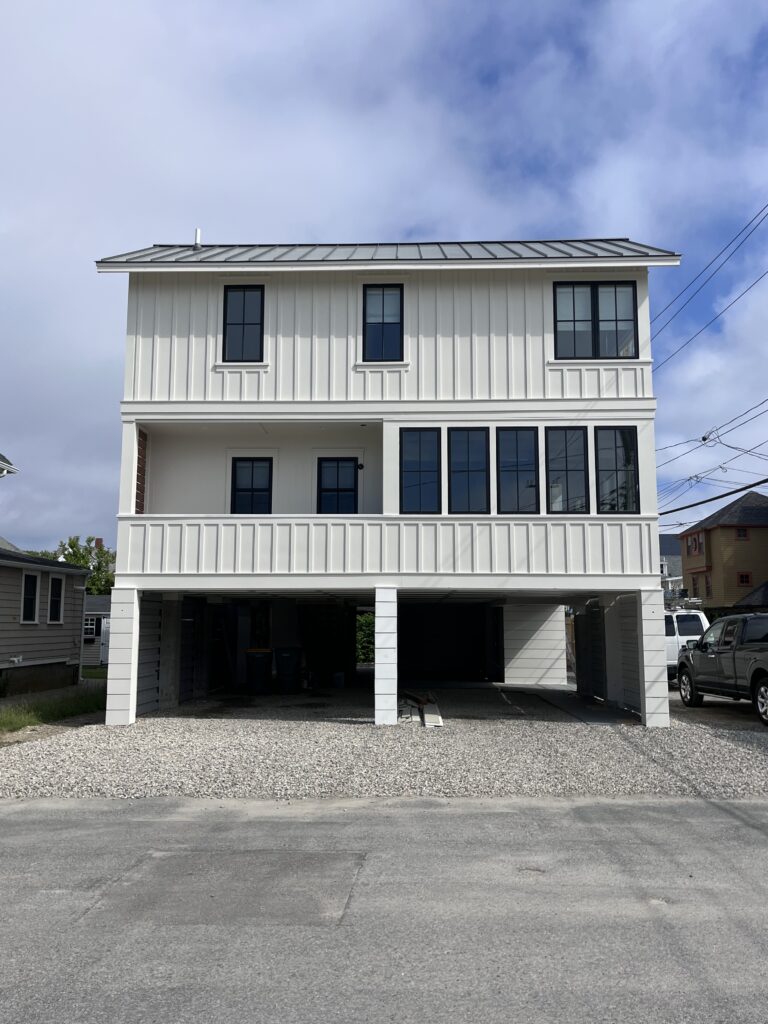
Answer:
[553, 281, 639, 360]
[737, 571, 753, 587]
[20, 571, 40, 625]
[447, 427, 491, 515]
[316, 456, 360, 514]
[399, 428, 442, 515]
[544, 426, 590, 515]
[48, 573, 65, 625]
[222, 284, 266, 364]
[593, 426, 640, 515]
[229, 456, 274, 514]
[495, 427, 540, 515]
[362, 283, 404, 363]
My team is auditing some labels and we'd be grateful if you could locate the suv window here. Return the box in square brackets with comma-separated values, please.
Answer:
[676, 614, 705, 637]
[665, 615, 675, 637]
[700, 621, 724, 650]
[720, 620, 740, 648]
[744, 617, 768, 643]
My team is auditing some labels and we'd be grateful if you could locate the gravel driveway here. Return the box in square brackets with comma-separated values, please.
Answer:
[1, 687, 767, 800]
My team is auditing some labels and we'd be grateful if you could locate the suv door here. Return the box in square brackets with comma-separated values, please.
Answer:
[691, 620, 725, 687]
[715, 618, 742, 693]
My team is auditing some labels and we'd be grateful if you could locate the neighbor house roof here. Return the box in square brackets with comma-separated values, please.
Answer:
[0, 535, 21, 551]
[84, 594, 111, 614]
[683, 491, 768, 534]
[0, 452, 17, 476]
[97, 238, 680, 272]
[0, 548, 89, 574]
[735, 581, 768, 608]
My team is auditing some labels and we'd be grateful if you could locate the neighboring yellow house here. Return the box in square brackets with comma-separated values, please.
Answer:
[680, 490, 768, 609]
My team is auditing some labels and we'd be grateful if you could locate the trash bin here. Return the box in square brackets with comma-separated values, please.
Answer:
[245, 648, 272, 694]
[274, 646, 303, 693]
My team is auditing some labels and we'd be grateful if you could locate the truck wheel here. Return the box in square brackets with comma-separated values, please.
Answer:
[679, 670, 703, 707]
[752, 679, 768, 726]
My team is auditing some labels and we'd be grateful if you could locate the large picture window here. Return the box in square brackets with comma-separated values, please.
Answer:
[363, 284, 403, 361]
[223, 285, 264, 362]
[554, 283, 638, 359]
[400, 429, 441, 514]
[595, 427, 640, 513]
[230, 458, 273, 513]
[496, 428, 539, 514]
[317, 458, 359, 514]
[545, 428, 588, 513]
[448, 428, 490, 514]
[21, 572, 39, 624]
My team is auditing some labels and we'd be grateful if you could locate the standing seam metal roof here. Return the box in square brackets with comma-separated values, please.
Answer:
[98, 238, 679, 266]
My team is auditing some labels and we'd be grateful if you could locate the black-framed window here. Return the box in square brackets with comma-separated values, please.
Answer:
[21, 573, 38, 623]
[497, 428, 539, 514]
[223, 285, 264, 362]
[595, 427, 640, 514]
[545, 428, 588, 513]
[554, 283, 638, 359]
[363, 284, 403, 361]
[400, 429, 441, 514]
[230, 457, 273, 514]
[48, 576, 63, 624]
[317, 458, 358, 514]
[448, 428, 490, 514]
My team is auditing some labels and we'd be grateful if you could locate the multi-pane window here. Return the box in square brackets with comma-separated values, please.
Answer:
[545, 428, 588, 513]
[496, 428, 539, 514]
[738, 572, 753, 587]
[448, 429, 489, 514]
[48, 576, 64, 624]
[400, 429, 441, 514]
[317, 458, 358, 513]
[223, 285, 264, 362]
[595, 427, 640, 513]
[21, 573, 38, 623]
[736, 527, 749, 540]
[554, 283, 637, 359]
[363, 285, 403, 361]
[230, 458, 273, 513]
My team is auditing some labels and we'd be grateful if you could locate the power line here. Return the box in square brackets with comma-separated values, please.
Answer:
[654, 266, 768, 372]
[651, 206, 768, 339]
[652, 199, 768, 323]
[659, 477, 768, 515]
[656, 397, 768, 462]
[656, 403, 768, 470]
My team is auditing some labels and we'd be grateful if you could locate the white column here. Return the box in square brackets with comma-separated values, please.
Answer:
[381, 423, 400, 515]
[117, 421, 138, 514]
[502, 604, 567, 687]
[375, 586, 398, 725]
[105, 587, 139, 725]
[637, 589, 670, 728]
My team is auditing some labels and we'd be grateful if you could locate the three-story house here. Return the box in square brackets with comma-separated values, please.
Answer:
[98, 237, 679, 727]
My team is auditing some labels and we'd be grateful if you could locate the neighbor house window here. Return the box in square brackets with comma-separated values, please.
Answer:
[223, 285, 264, 362]
[400, 429, 441, 514]
[545, 428, 588, 513]
[691, 574, 699, 598]
[363, 285, 403, 361]
[496, 428, 539, 514]
[736, 527, 749, 540]
[230, 458, 273, 513]
[21, 572, 39, 624]
[595, 427, 640, 513]
[554, 283, 638, 359]
[448, 429, 490, 514]
[705, 574, 712, 598]
[317, 458, 359, 513]
[737, 572, 753, 587]
[48, 575, 64, 624]
[83, 616, 102, 642]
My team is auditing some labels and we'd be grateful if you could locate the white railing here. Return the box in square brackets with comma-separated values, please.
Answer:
[117, 514, 658, 578]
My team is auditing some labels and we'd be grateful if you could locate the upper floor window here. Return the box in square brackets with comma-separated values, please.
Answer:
[496, 428, 539, 514]
[48, 575, 64, 624]
[546, 428, 588, 513]
[363, 285, 403, 361]
[737, 572, 753, 587]
[317, 458, 358, 514]
[595, 427, 640, 514]
[554, 283, 638, 360]
[736, 527, 749, 540]
[223, 286, 264, 362]
[448, 428, 489, 514]
[400, 429, 441, 514]
[21, 572, 39, 624]
[231, 457, 272, 513]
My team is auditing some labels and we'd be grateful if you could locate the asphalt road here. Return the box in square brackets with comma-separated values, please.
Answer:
[2, 797, 767, 1023]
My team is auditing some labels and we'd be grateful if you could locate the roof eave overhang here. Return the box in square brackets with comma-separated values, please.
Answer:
[96, 256, 681, 274]
[0, 556, 89, 574]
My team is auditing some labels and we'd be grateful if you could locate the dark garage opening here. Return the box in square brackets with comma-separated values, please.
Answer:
[398, 602, 503, 685]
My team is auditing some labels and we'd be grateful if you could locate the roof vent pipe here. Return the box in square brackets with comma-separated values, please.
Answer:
[194, 227, 202, 249]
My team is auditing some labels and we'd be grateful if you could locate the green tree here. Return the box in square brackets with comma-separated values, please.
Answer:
[356, 611, 375, 663]
[27, 536, 115, 595]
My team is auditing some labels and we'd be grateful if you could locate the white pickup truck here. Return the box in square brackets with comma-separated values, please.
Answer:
[665, 609, 709, 682]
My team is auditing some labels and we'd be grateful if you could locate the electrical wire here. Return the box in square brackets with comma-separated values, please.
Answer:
[659, 477, 768, 515]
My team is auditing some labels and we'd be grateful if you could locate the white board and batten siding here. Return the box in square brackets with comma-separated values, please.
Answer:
[124, 271, 653, 406]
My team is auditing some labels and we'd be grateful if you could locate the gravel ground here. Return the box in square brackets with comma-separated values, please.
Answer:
[1, 688, 767, 800]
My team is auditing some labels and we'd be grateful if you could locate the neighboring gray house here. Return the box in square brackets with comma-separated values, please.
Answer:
[82, 594, 111, 666]
[0, 546, 89, 696]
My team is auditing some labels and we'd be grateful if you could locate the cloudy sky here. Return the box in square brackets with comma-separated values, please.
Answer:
[1, 0, 767, 548]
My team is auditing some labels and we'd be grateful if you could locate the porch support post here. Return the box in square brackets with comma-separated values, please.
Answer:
[637, 589, 670, 728]
[374, 586, 398, 725]
[105, 587, 139, 725]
